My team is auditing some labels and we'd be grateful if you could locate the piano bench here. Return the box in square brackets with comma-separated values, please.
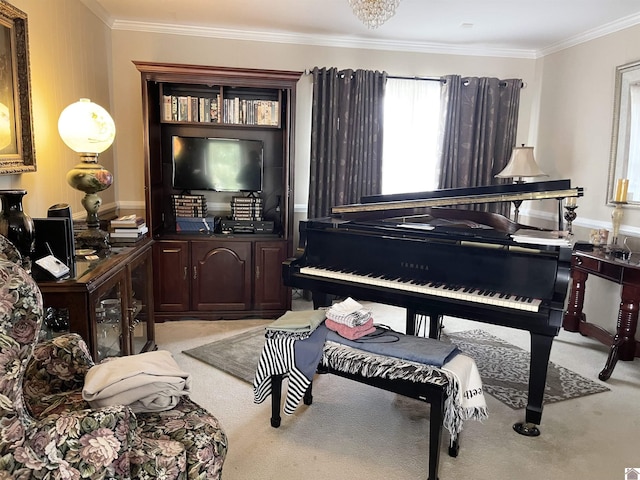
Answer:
[269, 351, 459, 480]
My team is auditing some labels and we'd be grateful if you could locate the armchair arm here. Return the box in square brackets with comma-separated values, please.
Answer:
[24, 333, 94, 399]
[4, 405, 138, 479]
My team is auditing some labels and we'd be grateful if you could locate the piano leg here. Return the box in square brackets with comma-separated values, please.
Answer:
[406, 309, 443, 339]
[513, 332, 554, 436]
[312, 291, 331, 309]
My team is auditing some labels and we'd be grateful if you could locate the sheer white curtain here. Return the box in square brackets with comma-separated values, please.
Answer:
[382, 78, 442, 194]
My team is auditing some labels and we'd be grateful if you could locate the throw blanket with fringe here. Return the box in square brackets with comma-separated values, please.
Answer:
[322, 341, 488, 440]
[326, 328, 460, 367]
[83, 350, 191, 413]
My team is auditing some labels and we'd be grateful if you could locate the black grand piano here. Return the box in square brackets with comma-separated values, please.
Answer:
[283, 179, 582, 436]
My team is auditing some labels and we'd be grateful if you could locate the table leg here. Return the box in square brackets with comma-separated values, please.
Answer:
[563, 268, 588, 331]
[599, 284, 640, 380]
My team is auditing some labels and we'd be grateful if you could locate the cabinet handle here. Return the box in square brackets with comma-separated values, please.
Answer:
[183, 266, 187, 280]
[256, 265, 260, 280]
[193, 266, 197, 280]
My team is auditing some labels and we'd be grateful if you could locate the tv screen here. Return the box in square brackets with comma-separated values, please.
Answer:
[172, 136, 263, 192]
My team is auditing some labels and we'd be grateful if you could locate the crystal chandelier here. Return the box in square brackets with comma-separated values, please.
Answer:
[349, 0, 401, 29]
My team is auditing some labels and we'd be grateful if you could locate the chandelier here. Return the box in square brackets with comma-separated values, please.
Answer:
[349, 0, 401, 29]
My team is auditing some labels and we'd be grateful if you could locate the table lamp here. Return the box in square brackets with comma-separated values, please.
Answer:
[495, 145, 547, 222]
[58, 98, 116, 251]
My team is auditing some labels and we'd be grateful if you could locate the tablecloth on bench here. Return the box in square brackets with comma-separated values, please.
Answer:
[253, 325, 488, 439]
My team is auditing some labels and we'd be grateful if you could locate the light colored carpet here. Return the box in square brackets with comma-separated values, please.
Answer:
[155, 301, 640, 480]
[182, 326, 609, 409]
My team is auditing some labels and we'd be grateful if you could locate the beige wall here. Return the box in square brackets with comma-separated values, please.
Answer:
[0, 0, 114, 220]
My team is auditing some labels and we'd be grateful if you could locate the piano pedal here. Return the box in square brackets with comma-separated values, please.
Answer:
[513, 421, 541, 437]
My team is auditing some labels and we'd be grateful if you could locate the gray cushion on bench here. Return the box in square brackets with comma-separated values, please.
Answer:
[326, 328, 460, 367]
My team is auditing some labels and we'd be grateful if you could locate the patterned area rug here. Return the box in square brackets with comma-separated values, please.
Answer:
[445, 329, 609, 409]
[184, 327, 266, 384]
[183, 327, 609, 410]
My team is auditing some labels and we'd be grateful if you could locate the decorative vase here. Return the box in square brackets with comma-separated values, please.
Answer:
[0, 189, 35, 259]
[66, 159, 113, 250]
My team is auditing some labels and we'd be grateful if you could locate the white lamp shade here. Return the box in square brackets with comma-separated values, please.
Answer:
[495, 146, 547, 179]
[58, 98, 116, 154]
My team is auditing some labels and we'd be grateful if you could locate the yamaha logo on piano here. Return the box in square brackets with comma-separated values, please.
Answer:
[400, 261, 430, 271]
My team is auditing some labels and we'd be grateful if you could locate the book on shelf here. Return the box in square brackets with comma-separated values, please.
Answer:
[113, 224, 148, 234]
[110, 235, 146, 245]
[177, 96, 189, 122]
[232, 196, 263, 204]
[110, 215, 145, 228]
[110, 225, 149, 238]
[162, 95, 173, 121]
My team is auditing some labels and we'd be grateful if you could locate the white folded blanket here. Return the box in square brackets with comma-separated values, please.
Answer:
[326, 297, 372, 327]
[82, 350, 191, 413]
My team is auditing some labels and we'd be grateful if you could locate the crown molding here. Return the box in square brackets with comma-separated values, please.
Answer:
[80, 0, 115, 28]
[111, 20, 538, 59]
[85, 5, 640, 60]
[538, 11, 640, 57]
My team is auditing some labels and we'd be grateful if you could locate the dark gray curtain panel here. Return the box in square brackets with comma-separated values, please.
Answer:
[308, 67, 387, 218]
[438, 75, 522, 215]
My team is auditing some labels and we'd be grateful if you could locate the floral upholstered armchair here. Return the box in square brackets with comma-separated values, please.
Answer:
[0, 248, 227, 478]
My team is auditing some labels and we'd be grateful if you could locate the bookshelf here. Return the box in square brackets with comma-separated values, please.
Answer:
[134, 62, 302, 320]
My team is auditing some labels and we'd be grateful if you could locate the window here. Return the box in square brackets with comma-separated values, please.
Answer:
[382, 78, 442, 194]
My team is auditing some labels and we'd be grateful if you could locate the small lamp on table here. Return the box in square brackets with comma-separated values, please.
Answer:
[495, 145, 547, 223]
[58, 98, 116, 251]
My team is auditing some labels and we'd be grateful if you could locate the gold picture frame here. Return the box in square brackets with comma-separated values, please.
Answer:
[0, 1, 35, 174]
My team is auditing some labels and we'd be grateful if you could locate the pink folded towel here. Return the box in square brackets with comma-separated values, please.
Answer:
[325, 317, 376, 340]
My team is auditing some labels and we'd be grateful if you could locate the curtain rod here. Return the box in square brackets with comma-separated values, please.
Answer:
[303, 70, 526, 88]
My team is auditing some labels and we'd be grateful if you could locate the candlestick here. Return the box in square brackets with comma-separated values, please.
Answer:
[563, 205, 578, 235]
[614, 178, 629, 203]
[611, 201, 625, 245]
[566, 196, 577, 207]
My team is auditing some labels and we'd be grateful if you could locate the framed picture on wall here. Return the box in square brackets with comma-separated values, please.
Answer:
[0, 0, 35, 174]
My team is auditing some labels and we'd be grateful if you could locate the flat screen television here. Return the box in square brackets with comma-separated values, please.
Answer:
[172, 136, 263, 192]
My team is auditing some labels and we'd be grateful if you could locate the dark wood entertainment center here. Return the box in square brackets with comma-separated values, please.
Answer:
[134, 62, 302, 320]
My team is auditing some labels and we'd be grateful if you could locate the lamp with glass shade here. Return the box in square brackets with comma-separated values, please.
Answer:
[58, 98, 116, 251]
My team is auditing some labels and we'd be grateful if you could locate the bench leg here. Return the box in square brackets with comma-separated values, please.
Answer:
[270, 374, 283, 428]
[448, 437, 460, 457]
[304, 381, 313, 405]
[428, 392, 444, 480]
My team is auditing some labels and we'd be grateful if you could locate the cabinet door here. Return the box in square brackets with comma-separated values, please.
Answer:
[93, 270, 128, 361]
[153, 240, 190, 311]
[254, 240, 289, 311]
[127, 246, 155, 354]
[191, 240, 252, 311]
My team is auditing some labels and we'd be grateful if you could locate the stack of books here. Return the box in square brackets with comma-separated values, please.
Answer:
[172, 194, 208, 218]
[231, 196, 263, 221]
[109, 215, 148, 245]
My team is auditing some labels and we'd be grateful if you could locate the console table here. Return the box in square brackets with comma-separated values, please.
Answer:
[563, 248, 640, 380]
[36, 238, 155, 361]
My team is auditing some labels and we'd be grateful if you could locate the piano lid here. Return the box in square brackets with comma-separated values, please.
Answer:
[331, 179, 583, 220]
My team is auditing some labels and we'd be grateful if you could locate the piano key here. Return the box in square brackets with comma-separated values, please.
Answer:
[299, 266, 541, 312]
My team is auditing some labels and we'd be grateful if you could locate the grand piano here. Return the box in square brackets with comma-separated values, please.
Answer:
[283, 179, 582, 436]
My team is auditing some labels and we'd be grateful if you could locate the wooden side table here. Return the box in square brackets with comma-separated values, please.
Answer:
[37, 238, 155, 361]
[563, 248, 640, 380]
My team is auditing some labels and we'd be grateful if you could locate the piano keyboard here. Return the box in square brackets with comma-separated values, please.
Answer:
[299, 266, 541, 312]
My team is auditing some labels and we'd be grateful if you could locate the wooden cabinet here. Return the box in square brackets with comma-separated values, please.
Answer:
[135, 62, 301, 320]
[37, 239, 155, 361]
[153, 237, 288, 320]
